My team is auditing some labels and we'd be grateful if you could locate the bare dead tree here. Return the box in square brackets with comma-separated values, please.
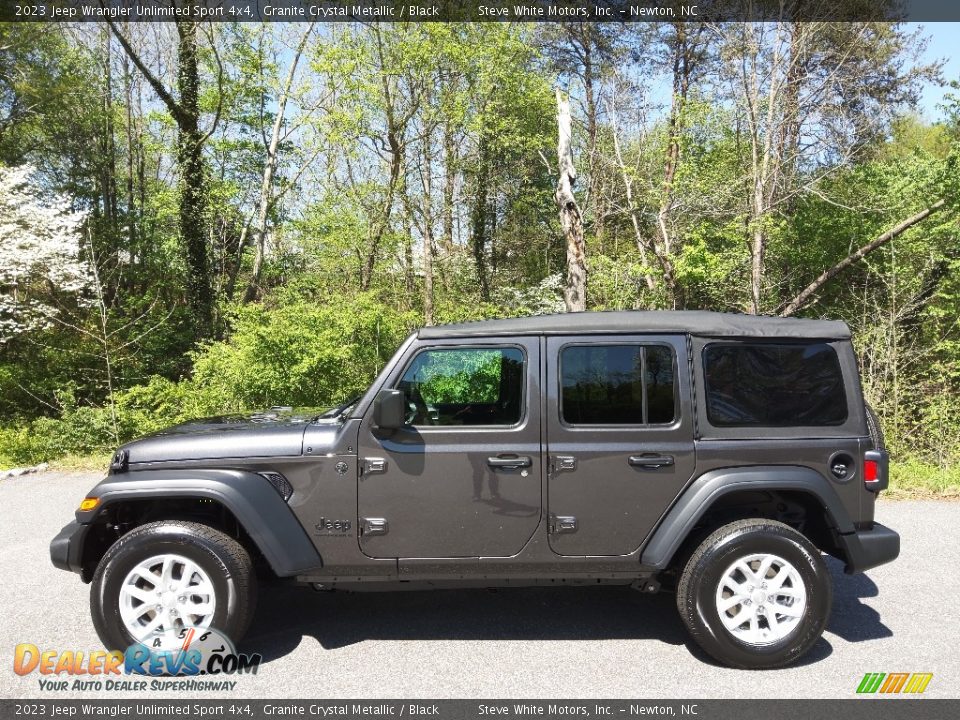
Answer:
[778, 200, 948, 316]
[556, 89, 586, 312]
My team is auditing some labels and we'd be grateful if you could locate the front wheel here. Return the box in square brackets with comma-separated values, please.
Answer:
[676, 518, 832, 669]
[90, 521, 257, 651]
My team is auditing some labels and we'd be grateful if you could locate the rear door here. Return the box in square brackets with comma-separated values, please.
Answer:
[357, 337, 542, 559]
[545, 335, 696, 556]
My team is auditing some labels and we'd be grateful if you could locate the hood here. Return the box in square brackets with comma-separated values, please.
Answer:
[118, 407, 334, 466]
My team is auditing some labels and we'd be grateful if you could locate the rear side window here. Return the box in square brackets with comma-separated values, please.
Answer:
[560, 344, 676, 425]
[703, 343, 847, 427]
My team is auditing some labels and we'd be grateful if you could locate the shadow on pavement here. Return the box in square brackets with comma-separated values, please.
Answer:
[244, 582, 686, 663]
[825, 556, 893, 643]
[242, 556, 888, 665]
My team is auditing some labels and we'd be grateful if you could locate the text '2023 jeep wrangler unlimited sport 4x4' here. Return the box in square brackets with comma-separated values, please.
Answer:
[51, 311, 899, 669]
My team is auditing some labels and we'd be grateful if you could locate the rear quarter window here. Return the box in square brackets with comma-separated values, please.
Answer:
[703, 342, 847, 427]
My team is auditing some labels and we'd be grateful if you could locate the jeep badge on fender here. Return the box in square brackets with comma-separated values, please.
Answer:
[315, 518, 352, 534]
[50, 310, 898, 669]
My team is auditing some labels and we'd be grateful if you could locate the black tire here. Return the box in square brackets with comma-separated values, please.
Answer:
[676, 519, 831, 669]
[90, 521, 257, 651]
[865, 403, 886, 451]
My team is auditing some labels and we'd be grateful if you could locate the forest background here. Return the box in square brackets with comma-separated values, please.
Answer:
[2, 18, 959, 496]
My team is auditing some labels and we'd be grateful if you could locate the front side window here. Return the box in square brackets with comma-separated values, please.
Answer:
[560, 344, 676, 425]
[703, 343, 847, 427]
[396, 347, 524, 426]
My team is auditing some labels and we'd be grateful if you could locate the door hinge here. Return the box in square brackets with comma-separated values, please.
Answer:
[362, 457, 387, 475]
[360, 517, 389, 537]
[549, 515, 578, 534]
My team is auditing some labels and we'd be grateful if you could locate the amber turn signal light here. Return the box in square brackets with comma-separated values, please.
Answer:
[78, 497, 99, 511]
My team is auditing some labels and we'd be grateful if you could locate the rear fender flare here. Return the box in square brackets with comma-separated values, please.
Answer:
[641, 465, 855, 570]
[77, 468, 322, 576]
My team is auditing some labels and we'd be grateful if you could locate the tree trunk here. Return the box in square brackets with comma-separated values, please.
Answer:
[774, 24, 804, 205]
[136, 77, 146, 260]
[175, 21, 212, 338]
[556, 89, 586, 312]
[742, 22, 789, 315]
[608, 98, 656, 293]
[243, 22, 315, 304]
[441, 121, 455, 254]
[437, 120, 455, 293]
[421, 133, 435, 326]
[581, 28, 601, 247]
[470, 133, 491, 301]
[122, 32, 136, 254]
[655, 22, 699, 307]
[401, 128, 437, 326]
[106, 15, 214, 340]
[101, 26, 118, 228]
[361, 127, 402, 291]
[361, 27, 405, 292]
[224, 219, 252, 302]
[403, 211, 415, 302]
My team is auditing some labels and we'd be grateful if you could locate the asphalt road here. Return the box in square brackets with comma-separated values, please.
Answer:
[2, 470, 958, 700]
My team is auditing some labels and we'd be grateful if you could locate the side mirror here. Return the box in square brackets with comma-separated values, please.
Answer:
[372, 389, 406, 432]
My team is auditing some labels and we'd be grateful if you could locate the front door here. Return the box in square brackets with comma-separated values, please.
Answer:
[357, 337, 542, 559]
[545, 335, 696, 556]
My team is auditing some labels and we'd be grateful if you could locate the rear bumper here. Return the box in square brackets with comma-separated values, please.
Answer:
[50, 521, 89, 577]
[840, 522, 900, 574]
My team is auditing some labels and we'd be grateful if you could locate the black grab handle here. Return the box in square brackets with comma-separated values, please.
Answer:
[628, 454, 675, 469]
[487, 455, 533, 469]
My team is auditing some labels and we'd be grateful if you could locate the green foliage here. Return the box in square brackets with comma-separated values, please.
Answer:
[889, 459, 960, 499]
[0, 401, 120, 466]
[191, 293, 418, 409]
[0, 292, 418, 464]
[411, 350, 505, 405]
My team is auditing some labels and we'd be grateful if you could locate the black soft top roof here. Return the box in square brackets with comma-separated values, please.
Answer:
[418, 310, 851, 340]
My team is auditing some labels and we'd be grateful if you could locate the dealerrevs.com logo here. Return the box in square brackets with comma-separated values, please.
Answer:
[13, 628, 261, 692]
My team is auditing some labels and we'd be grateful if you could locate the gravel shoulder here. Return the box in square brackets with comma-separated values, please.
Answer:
[2, 471, 958, 699]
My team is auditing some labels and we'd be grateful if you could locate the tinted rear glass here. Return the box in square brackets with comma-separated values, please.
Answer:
[703, 343, 847, 427]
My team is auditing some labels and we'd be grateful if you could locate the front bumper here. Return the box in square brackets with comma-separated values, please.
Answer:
[840, 522, 900, 574]
[50, 521, 89, 578]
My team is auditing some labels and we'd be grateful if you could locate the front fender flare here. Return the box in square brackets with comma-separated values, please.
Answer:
[640, 465, 855, 570]
[77, 468, 322, 577]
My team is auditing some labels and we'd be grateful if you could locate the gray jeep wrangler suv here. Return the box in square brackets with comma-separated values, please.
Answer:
[51, 310, 898, 669]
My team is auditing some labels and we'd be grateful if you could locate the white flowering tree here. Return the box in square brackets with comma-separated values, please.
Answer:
[0, 165, 91, 343]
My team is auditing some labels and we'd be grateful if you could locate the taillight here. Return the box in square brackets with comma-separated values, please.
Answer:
[863, 449, 888, 492]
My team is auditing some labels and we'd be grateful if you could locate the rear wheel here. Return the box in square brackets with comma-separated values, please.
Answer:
[90, 521, 256, 651]
[676, 519, 831, 669]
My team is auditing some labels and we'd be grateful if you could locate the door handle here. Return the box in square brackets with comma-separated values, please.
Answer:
[487, 455, 532, 469]
[628, 454, 675, 469]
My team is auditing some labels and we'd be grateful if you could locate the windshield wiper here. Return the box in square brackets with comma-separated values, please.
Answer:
[314, 395, 361, 421]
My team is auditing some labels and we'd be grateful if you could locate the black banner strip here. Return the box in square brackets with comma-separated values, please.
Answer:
[1, 699, 957, 720]
[2, 1, 959, 24]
